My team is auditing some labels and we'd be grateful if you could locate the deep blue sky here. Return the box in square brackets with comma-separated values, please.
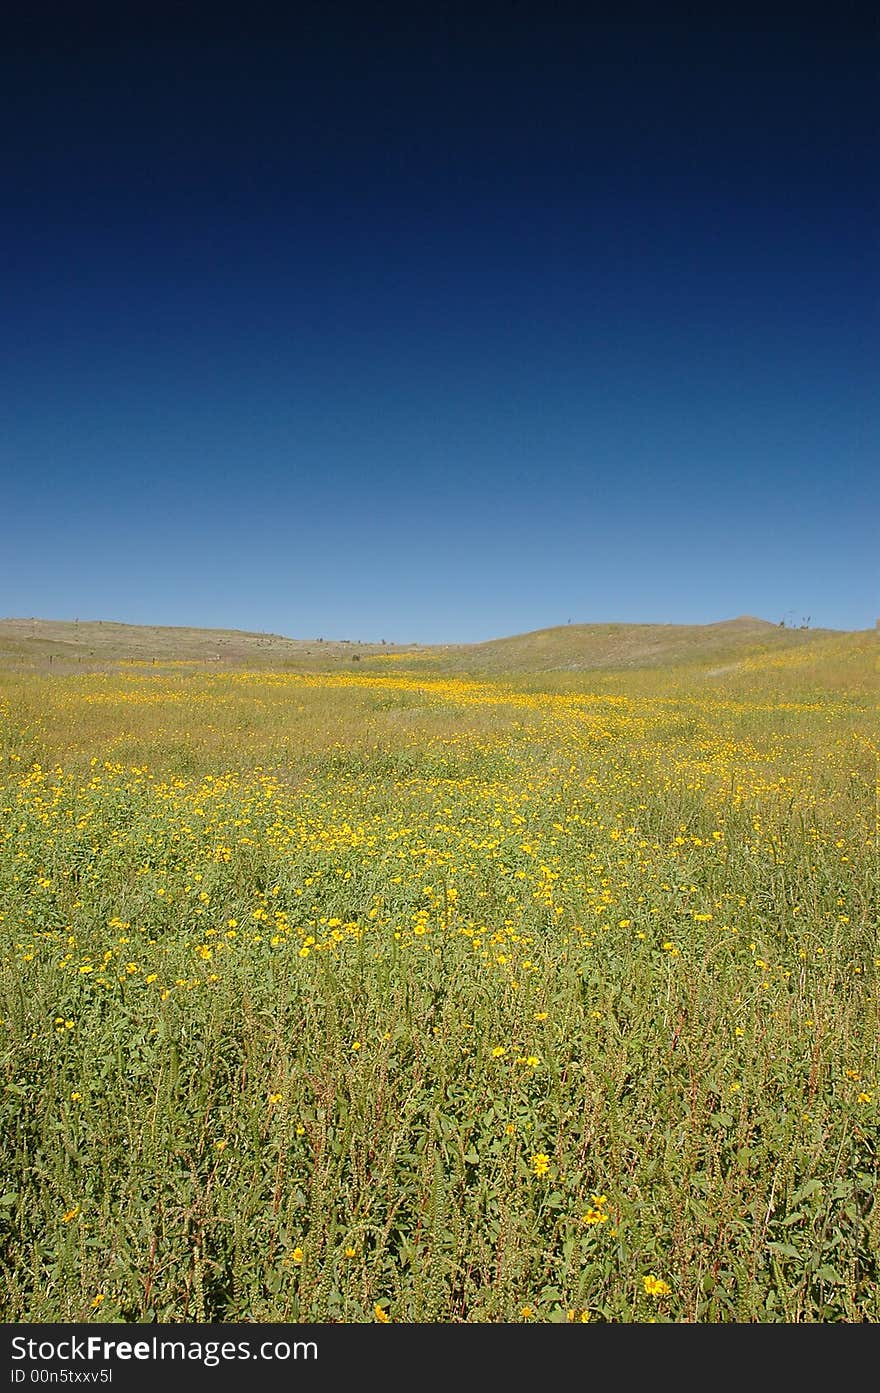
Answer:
[2, 4, 876, 643]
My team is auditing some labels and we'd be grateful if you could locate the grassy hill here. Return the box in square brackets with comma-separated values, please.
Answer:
[0, 613, 873, 683]
[433, 617, 876, 694]
[434, 615, 829, 673]
[0, 617, 418, 671]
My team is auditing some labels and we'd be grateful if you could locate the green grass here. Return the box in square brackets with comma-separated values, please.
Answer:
[0, 623, 877, 1322]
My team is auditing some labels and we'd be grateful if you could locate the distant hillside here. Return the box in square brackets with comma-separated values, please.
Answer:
[0, 618, 415, 671]
[0, 614, 868, 678]
[435, 616, 854, 673]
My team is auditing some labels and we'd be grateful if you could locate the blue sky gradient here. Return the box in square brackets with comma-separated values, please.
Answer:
[2, 5, 876, 643]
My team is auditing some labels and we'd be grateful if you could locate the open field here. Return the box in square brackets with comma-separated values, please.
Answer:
[0, 620, 877, 1321]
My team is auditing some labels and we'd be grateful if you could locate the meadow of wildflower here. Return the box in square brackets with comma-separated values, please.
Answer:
[0, 623, 877, 1322]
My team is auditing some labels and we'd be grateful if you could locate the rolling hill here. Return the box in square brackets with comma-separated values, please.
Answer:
[0, 613, 869, 677]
